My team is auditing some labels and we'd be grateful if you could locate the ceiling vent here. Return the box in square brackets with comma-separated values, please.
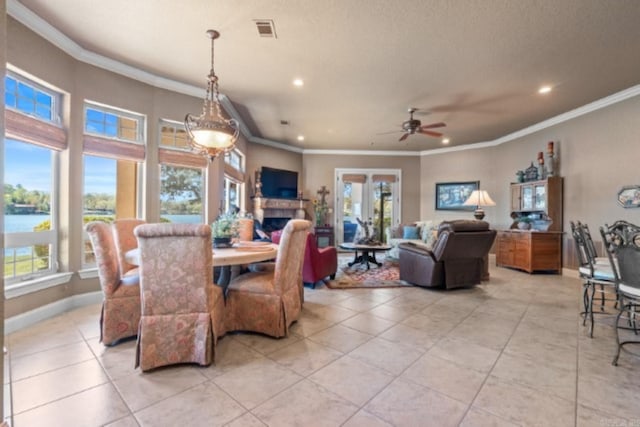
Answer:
[280, 120, 289, 125]
[254, 20, 277, 38]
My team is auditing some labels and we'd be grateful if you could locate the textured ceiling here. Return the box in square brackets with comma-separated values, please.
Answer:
[13, 0, 640, 151]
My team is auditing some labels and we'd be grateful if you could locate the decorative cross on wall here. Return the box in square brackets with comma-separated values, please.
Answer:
[317, 186, 330, 205]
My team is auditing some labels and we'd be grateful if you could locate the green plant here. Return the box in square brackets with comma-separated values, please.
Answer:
[211, 212, 239, 238]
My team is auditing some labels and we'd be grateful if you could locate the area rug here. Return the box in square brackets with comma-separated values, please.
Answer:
[326, 257, 413, 289]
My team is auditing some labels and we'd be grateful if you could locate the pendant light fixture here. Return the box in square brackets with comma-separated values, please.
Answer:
[185, 29, 239, 161]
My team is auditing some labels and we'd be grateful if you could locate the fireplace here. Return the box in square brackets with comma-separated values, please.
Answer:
[262, 217, 291, 233]
[251, 196, 308, 229]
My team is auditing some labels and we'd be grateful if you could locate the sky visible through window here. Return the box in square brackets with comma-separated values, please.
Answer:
[4, 139, 51, 192]
[3, 140, 115, 195]
[84, 156, 117, 194]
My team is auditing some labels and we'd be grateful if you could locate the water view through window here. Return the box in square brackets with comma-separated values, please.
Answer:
[4, 139, 54, 279]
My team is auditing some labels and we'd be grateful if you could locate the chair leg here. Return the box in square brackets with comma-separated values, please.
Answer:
[588, 282, 596, 338]
[612, 301, 625, 366]
[329, 273, 336, 280]
[582, 283, 589, 326]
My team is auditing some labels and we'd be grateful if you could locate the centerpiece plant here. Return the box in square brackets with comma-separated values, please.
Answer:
[211, 212, 239, 248]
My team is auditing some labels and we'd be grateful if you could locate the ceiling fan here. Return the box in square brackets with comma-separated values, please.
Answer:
[382, 108, 446, 142]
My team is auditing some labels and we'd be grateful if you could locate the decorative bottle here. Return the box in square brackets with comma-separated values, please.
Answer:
[546, 141, 555, 177]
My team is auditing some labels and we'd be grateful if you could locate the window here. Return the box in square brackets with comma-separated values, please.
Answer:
[84, 103, 144, 142]
[158, 120, 206, 224]
[160, 122, 189, 150]
[224, 149, 244, 172]
[81, 102, 145, 267]
[4, 72, 64, 285]
[160, 164, 204, 224]
[223, 177, 242, 214]
[4, 73, 60, 123]
[81, 156, 117, 265]
[223, 149, 246, 213]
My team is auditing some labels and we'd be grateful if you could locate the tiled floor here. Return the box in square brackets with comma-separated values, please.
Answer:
[6, 259, 640, 426]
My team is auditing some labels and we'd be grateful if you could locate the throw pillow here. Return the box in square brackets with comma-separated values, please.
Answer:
[390, 224, 404, 238]
[403, 226, 420, 239]
[421, 221, 440, 249]
[419, 221, 434, 241]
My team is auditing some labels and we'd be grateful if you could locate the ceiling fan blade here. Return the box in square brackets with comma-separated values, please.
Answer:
[418, 129, 443, 137]
[376, 130, 402, 135]
[421, 122, 446, 130]
[398, 133, 409, 142]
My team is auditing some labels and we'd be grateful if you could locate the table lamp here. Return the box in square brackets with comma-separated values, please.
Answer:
[463, 190, 496, 220]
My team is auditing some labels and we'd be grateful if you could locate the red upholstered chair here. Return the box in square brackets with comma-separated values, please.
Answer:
[272, 229, 338, 289]
[301, 233, 337, 288]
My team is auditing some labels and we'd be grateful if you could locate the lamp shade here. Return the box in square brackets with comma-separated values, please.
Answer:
[463, 190, 496, 207]
[463, 190, 496, 220]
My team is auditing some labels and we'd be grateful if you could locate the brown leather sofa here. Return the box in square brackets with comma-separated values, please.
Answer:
[398, 220, 496, 289]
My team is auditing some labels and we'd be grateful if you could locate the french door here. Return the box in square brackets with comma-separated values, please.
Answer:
[334, 168, 401, 244]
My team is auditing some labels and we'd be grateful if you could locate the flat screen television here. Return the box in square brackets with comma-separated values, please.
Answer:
[260, 167, 298, 199]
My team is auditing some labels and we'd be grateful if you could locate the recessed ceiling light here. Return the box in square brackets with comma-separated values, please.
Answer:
[442, 138, 450, 144]
[538, 85, 552, 94]
[297, 135, 305, 141]
[293, 78, 304, 87]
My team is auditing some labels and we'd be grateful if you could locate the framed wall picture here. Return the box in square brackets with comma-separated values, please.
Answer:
[435, 181, 479, 210]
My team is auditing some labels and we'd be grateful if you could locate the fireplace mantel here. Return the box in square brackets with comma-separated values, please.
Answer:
[252, 197, 307, 225]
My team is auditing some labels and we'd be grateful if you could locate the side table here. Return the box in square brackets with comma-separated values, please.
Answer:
[314, 226, 334, 248]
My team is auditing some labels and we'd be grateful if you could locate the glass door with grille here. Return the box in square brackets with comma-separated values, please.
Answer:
[334, 169, 401, 245]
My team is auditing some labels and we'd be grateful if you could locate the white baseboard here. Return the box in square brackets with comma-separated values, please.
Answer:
[5, 291, 102, 334]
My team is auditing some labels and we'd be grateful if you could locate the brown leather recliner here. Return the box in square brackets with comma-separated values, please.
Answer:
[398, 220, 497, 289]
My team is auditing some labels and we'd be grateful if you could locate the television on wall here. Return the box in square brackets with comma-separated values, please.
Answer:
[260, 167, 299, 199]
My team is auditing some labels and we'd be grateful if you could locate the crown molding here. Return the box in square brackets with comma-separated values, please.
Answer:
[9, 0, 640, 158]
[420, 83, 640, 156]
[304, 149, 420, 156]
[249, 137, 305, 153]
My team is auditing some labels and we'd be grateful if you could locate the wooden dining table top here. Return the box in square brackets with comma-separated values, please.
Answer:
[124, 242, 278, 267]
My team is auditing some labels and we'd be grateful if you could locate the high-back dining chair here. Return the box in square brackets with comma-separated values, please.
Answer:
[224, 219, 311, 338]
[112, 218, 146, 277]
[611, 229, 640, 365]
[85, 221, 141, 346]
[134, 223, 226, 371]
[570, 221, 617, 338]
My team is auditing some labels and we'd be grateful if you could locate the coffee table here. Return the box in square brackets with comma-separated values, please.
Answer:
[339, 242, 392, 270]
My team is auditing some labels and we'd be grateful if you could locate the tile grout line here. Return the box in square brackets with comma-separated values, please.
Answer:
[456, 277, 537, 426]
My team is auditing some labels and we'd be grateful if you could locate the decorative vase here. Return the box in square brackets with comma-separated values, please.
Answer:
[517, 221, 531, 230]
[546, 153, 555, 177]
[213, 237, 232, 248]
[532, 219, 553, 231]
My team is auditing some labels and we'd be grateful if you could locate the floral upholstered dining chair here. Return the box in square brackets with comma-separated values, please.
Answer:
[224, 219, 311, 338]
[134, 223, 226, 371]
[112, 218, 146, 279]
[86, 221, 141, 346]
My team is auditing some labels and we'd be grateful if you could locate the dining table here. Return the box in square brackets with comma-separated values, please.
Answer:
[124, 241, 278, 296]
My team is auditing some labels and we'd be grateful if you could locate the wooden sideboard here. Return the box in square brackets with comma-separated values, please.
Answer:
[510, 176, 563, 231]
[496, 230, 562, 274]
